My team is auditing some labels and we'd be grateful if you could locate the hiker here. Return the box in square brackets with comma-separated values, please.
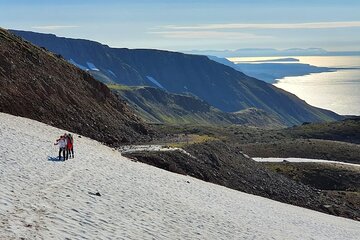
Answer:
[54, 135, 67, 161]
[64, 133, 69, 160]
[67, 133, 74, 159]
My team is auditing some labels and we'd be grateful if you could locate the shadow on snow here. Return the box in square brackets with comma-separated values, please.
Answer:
[47, 156, 64, 162]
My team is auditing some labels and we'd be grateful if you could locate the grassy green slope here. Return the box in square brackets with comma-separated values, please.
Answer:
[109, 84, 285, 128]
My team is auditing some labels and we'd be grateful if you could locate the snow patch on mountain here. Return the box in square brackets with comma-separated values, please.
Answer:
[0, 112, 359, 239]
[86, 62, 99, 71]
[68, 59, 88, 71]
[146, 76, 165, 89]
[119, 144, 196, 158]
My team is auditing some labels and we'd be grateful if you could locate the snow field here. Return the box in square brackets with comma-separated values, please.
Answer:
[0, 112, 359, 240]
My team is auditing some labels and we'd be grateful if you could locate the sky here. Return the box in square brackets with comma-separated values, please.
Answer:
[1, 0, 360, 51]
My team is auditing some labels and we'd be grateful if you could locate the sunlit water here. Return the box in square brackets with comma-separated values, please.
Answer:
[229, 56, 360, 115]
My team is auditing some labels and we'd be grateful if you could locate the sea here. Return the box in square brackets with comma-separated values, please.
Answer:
[229, 56, 360, 116]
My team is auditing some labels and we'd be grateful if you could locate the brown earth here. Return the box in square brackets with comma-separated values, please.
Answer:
[0, 28, 151, 145]
[262, 162, 360, 191]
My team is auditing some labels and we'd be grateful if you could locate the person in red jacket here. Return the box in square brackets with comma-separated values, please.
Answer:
[66, 133, 74, 159]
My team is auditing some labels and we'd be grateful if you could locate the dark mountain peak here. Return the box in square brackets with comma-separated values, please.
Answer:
[0, 28, 150, 145]
[10, 29, 110, 48]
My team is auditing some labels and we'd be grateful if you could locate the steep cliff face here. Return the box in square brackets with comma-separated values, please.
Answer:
[11, 30, 343, 126]
[0, 28, 150, 145]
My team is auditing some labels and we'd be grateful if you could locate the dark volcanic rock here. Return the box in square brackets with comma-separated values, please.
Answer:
[263, 162, 360, 192]
[89, 191, 102, 197]
[0, 28, 151, 145]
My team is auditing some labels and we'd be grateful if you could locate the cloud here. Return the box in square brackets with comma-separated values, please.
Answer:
[149, 21, 360, 42]
[31, 25, 79, 30]
[161, 21, 360, 30]
[149, 31, 273, 40]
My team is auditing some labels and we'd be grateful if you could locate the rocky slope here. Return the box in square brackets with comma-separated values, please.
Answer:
[263, 162, 360, 192]
[110, 84, 284, 128]
[0, 28, 150, 145]
[10, 30, 342, 126]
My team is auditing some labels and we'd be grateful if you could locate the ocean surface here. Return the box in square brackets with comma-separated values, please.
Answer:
[229, 56, 360, 116]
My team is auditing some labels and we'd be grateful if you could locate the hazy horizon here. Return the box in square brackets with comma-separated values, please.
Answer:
[5, 29, 360, 55]
[1, 0, 360, 52]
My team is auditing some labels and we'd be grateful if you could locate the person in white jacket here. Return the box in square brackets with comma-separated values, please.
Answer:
[55, 135, 67, 161]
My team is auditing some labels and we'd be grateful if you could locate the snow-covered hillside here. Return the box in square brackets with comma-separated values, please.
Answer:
[0, 113, 359, 240]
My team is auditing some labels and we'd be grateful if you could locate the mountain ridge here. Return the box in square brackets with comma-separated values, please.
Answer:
[10, 29, 343, 126]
